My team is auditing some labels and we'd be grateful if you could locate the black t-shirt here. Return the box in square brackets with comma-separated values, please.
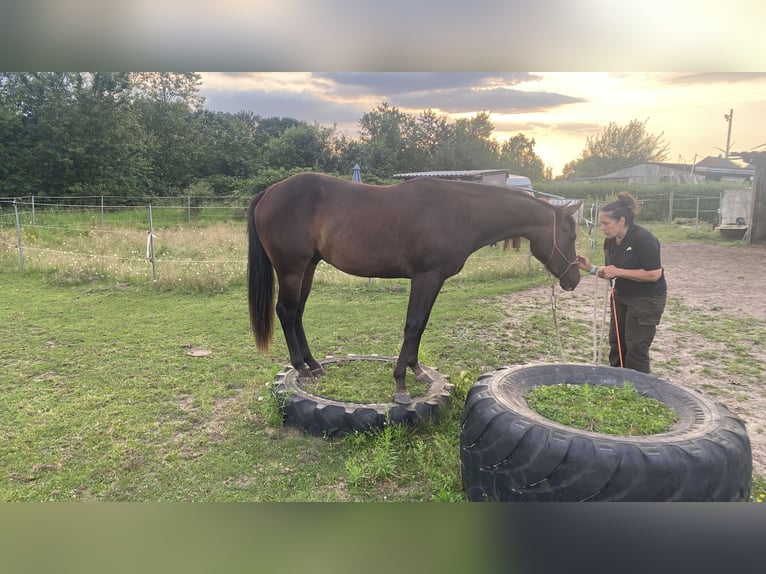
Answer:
[603, 224, 667, 296]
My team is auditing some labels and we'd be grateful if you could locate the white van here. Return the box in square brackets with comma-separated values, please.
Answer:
[505, 175, 533, 190]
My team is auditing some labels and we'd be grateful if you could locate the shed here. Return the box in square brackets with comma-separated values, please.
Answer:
[719, 189, 753, 226]
[392, 169, 510, 186]
[732, 151, 766, 244]
[582, 162, 701, 185]
[693, 156, 754, 183]
[392, 169, 583, 223]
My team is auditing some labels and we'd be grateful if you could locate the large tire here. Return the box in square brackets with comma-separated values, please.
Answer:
[273, 355, 455, 437]
[460, 363, 752, 501]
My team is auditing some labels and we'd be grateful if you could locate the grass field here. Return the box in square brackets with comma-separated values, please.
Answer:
[1, 213, 762, 501]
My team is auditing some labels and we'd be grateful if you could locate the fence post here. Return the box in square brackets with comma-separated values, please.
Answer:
[31, 195, 35, 225]
[187, 195, 191, 223]
[101, 196, 105, 226]
[147, 204, 157, 284]
[13, 200, 25, 271]
[668, 191, 674, 224]
[695, 197, 700, 231]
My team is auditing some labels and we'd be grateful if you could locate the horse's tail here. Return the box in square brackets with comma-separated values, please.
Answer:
[248, 191, 274, 352]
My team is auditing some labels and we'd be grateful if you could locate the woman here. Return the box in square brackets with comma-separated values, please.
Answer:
[577, 192, 667, 373]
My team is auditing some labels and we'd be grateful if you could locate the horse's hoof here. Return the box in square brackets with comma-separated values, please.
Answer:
[415, 370, 433, 384]
[310, 365, 327, 377]
[296, 366, 315, 383]
[413, 364, 433, 384]
[393, 391, 413, 405]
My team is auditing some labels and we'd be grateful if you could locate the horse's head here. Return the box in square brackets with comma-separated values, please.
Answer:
[531, 201, 582, 291]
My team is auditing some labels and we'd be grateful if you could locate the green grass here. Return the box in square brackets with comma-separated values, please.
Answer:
[1, 214, 763, 501]
[307, 359, 432, 403]
[752, 475, 766, 503]
[664, 298, 765, 387]
[0, 261, 517, 501]
[525, 382, 678, 435]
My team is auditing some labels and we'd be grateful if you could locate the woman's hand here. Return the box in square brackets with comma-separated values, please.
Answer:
[598, 265, 618, 279]
[576, 254, 591, 272]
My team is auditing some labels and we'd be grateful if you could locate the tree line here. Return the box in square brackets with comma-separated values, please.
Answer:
[0, 72, 669, 199]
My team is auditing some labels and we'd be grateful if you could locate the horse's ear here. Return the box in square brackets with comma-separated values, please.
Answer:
[563, 200, 583, 217]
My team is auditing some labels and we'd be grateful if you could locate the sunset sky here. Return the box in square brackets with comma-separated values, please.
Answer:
[199, 72, 766, 177]
[4, 2, 764, 178]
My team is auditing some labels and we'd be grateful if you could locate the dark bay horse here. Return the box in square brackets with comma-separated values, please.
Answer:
[248, 172, 582, 404]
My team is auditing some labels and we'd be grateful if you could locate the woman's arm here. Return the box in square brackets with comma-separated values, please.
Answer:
[598, 265, 662, 282]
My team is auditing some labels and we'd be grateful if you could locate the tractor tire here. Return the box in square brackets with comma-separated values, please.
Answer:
[273, 355, 455, 438]
[460, 363, 752, 501]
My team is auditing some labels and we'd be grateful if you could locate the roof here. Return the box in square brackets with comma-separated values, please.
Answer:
[392, 169, 508, 180]
[586, 162, 697, 181]
[728, 150, 766, 167]
[694, 156, 750, 169]
[693, 156, 753, 178]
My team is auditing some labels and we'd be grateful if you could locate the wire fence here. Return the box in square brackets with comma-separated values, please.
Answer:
[0, 191, 723, 288]
[0, 196, 251, 289]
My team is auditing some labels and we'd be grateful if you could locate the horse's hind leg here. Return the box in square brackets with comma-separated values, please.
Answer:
[393, 272, 444, 404]
[275, 270, 314, 380]
[295, 258, 325, 377]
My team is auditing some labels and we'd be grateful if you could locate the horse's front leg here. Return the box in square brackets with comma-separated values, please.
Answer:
[393, 272, 444, 405]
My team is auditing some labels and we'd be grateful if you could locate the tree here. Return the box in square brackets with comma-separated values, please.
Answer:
[358, 102, 415, 174]
[433, 112, 499, 170]
[0, 72, 153, 197]
[129, 72, 205, 110]
[133, 98, 204, 194]
[255, 116, 305, 141]
[564, 119, 670, 178]
[0, 75, 28, 194]
[197, 109, 262, 179]
[499, 133, 550, 181]
[128, 73, 207, 194]
[265, 123, 326, 170]
[73, 73, 153, 196]
[316, 125, 361, 175]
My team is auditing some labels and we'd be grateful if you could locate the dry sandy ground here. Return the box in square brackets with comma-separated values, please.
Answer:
[498, 242, 766, 477]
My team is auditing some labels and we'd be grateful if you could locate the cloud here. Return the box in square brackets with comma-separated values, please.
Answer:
[314, 73, 540, 95]
[201, 88, 365, 133]
[662, 72, 766, 85]
[391, 88, 584, 114]
[201, 73, 584, 132]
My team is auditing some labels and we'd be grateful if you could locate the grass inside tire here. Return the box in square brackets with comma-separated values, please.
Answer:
[273, 355, 455, 438]
[460, 363, 752, 502]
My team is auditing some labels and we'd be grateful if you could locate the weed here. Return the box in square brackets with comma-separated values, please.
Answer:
[343, 419, 405, 486]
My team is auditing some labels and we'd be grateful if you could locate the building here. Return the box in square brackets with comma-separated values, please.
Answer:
[578, 162, 701, 185]
[572, 158, 754, 185]
[692, 156, 754, 183]
[392, 169, 512, 186]
[392, 169, 582, 221]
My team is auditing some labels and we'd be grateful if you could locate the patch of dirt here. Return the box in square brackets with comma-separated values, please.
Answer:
[498, 242, 766, 477]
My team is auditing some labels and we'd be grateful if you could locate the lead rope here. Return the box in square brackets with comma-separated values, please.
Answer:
[550, 281, 567, 362]
[591, 278, 601, 363]
[591, 278, 611, 364]
[546, 207, 582, 363]
[609, 279, 624, 368]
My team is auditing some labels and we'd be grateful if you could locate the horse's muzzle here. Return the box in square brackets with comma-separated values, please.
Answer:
[559, 275, 580, 291]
